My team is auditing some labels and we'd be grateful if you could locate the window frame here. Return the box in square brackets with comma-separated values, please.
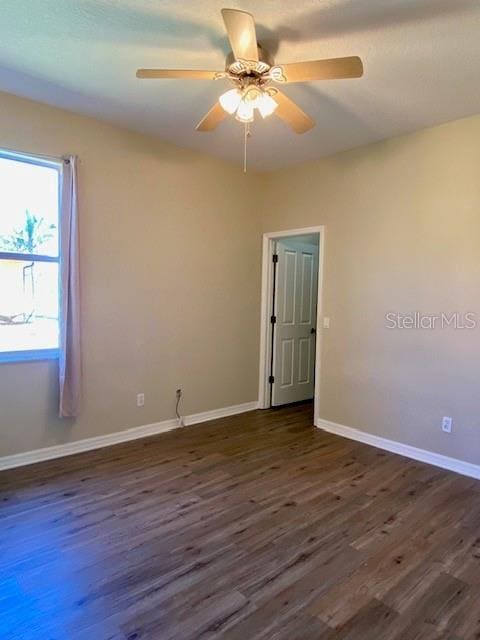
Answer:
[0, 148, 63, 364]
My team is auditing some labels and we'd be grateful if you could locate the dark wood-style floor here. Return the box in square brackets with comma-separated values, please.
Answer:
[1, 404, 480, 640]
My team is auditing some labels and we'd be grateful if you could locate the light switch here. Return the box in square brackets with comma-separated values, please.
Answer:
[323, 317, 330, 329]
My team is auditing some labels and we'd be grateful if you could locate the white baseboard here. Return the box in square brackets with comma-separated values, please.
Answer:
[0, 400, 259, 472]
[316, 418, 480, 480]
[184, 401, 259, 426]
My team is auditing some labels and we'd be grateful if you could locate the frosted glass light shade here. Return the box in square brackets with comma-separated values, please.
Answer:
[219, 89, 242, 114]
[257, 93, 278, 118]
[235, 100, 254, 123]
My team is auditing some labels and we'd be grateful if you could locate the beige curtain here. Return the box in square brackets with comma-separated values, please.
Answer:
[59, 156, 81, 417]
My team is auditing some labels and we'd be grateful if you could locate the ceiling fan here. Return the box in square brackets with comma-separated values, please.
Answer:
[136, 8, 364, 135]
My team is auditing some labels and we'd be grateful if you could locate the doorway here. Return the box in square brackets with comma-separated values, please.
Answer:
[258, 227, 324, 422]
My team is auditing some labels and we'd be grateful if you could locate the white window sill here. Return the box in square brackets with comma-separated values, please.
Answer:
[0, 349, 59, 364]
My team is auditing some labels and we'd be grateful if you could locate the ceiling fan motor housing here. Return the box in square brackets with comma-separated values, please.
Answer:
[225, 44, 273, 77]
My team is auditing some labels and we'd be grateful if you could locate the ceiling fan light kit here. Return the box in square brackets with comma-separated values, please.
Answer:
[136, 8, 364, 169]
[220, 85, 279, 123]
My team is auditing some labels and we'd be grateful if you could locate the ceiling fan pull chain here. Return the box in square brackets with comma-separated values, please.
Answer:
[244, 122, 247, 173]
[244, 122, 252, 173]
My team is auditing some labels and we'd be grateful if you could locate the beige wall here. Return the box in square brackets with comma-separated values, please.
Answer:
[261, 114, 480, 466]
[0, 91, 262, 456]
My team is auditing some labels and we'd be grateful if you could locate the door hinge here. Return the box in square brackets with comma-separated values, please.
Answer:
[268, 375, 275, 384]
[272, 253, 278, 263]
[270, 315, 276, 324]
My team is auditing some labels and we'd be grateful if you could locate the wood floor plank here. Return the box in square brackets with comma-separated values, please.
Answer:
[1, 402, 479, 639]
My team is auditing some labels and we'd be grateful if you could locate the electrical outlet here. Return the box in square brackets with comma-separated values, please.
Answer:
[136, 393, 145, 407]
[442, 416, 452, 433]
[176, 388, 182, 399]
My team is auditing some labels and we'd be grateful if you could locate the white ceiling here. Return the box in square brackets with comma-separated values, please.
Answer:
[1, 0, 480, 170]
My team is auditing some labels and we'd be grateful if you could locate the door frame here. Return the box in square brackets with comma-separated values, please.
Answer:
[258, 226, 325, 424]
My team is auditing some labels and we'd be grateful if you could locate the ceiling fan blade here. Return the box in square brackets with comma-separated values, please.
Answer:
[196, 102, 227, 132]
[277, 56, 364, 83]
[271, 90, 315, 134]
[221, 8, 258, 62]
[136, 69, 220, 80]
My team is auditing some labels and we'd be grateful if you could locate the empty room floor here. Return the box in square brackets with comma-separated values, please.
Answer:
[1, 404, 480, 640]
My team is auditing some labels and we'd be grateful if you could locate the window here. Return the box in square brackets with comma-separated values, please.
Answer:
[0, 150, 62, 362]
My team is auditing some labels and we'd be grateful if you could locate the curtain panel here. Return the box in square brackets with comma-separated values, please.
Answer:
[59, 155, 81, 417]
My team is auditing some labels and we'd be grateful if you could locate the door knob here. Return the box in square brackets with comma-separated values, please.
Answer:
[310, 327, 316, 335]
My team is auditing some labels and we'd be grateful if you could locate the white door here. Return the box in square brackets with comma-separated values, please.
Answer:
[272, 238, 318, 406]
